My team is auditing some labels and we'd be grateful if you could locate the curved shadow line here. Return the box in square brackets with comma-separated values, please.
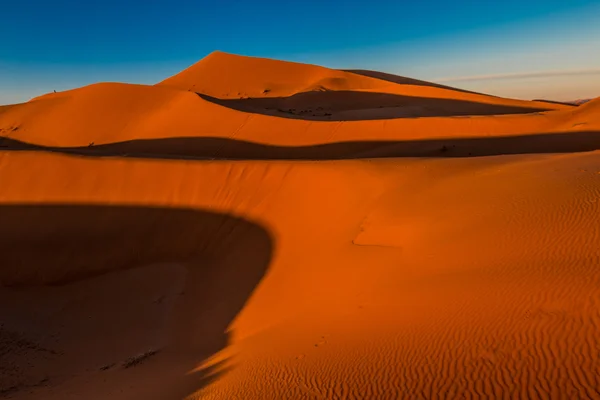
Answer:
[1, 131, 600, 161]
[0, 204, 273, 398]
[197, 91, 553, 121]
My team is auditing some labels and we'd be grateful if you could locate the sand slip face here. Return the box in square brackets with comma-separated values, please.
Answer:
[1, 53, 599, 399]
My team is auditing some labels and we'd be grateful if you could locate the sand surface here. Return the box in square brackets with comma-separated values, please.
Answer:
[1, 52, 599, 399]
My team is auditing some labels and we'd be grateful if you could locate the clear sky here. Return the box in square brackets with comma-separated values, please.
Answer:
[2, 0, 599, 104]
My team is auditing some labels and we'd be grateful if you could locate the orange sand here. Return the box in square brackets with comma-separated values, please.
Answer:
[1, 52, 599, 399]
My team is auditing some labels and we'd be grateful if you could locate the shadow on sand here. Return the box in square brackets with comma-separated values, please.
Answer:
[197, 91, 553, 121]
[1, 130, 599, 161]
[0, 204, 273, 399]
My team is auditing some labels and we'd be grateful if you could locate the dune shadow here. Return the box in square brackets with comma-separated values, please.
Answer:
[2, 130, 600, 161]
[0, 204, 273, 398]
[198, 90, 551, 121]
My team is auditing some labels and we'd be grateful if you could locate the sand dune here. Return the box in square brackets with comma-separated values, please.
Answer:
[0, 53, 575, 149]
[158, 52, 566, 109]
[1, 53, 599, 399]
[157, 52, 568, 120]
[571, 96, 600, 119]
[343, 69, 486, 95]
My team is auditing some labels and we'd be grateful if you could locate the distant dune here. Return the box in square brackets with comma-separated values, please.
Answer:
[1, 52, 599, 399]
[534, 98, 594, 106]
[567, 98, 593, 105]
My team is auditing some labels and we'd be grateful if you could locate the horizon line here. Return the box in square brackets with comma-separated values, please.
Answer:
[434, 68, 600, 83]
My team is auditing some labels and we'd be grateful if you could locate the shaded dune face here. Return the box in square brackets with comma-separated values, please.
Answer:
[2, 131, 600, 160]
[0, 204, 273, 287]
[197, 91, 551, 120]
[0, 204, 273, 398]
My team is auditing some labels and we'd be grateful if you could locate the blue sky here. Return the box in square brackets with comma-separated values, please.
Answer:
[2, 0, 599, 104]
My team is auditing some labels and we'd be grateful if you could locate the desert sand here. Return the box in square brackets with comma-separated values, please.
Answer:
[1, 52, 599, 399]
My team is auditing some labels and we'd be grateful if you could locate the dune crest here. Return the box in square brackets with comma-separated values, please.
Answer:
[157, 51, 386, 98]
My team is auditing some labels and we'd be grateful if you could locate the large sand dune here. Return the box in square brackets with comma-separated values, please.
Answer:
[1, 53, 599, 399]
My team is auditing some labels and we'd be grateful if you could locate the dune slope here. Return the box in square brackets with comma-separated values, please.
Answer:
[157, 51, 567, 116]
[1, 53, 599, 399]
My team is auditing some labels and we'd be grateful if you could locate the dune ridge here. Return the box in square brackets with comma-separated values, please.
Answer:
[3, 130, 600, 160]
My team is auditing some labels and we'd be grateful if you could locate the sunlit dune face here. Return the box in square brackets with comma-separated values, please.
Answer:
[1, 52, 599, 399]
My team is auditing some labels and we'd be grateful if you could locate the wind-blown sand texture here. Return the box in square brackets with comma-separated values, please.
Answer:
[1, 52, 599, 399]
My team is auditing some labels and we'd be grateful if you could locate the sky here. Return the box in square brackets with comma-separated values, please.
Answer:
[1, 0, 600, 104]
